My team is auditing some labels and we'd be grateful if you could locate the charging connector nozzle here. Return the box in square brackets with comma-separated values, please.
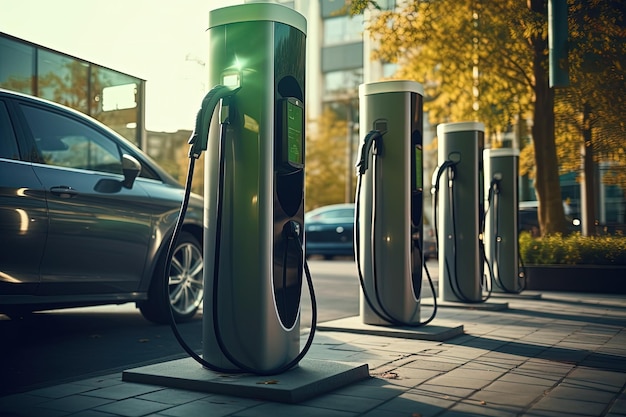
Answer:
[188, 85, 241, 159]
[355, 130, 383, 175]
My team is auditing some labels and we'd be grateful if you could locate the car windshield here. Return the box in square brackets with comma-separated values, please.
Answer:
[308, 208, 354, 222]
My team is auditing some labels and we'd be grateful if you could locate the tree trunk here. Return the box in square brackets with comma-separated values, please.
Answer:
[580, 101, 596, 236]
[531, 33, 567, 236]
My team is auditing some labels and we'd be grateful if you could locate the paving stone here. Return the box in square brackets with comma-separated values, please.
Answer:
[93, 398, 172, 417]
[446, 399, 520, 417]
[411, 384, 477, 401]
[332, 380, 406, 401]
[234, 402, 357, 417]
[25, 383, 99, 399]
[3, 292, 625, 417]
[547, 384, 616, 404]
[402, 358, 461, 372]
[528, 396, 608, 416]
[376, 389, 455, 417]
[469, 389, 540, 408]
[136, 387, 211, 405]
[83, 383, 163, 400]
[156, 396, 261, 417]
[301, 392, 384, 413]
[34, 395, 114, 413]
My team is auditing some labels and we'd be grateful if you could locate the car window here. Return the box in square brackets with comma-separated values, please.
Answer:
[20, 103, 123, 174]
[319, 208, 354, 220]
[0, 101, 20, 160]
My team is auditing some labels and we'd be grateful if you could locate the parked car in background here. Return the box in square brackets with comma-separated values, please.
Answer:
[0, 89, 204, 324]
[305, 204, 355, 259]
[518, 200, 581, 236]
[305, 203, 436, 261]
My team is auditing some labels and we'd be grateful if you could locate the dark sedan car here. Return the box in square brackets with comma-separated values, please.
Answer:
[0, 89, 204, 323]
[304, 203, 355, 259]
[518, 200, 581, 236]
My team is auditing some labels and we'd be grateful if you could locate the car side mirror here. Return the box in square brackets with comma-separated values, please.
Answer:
[122, 154, 142, 189]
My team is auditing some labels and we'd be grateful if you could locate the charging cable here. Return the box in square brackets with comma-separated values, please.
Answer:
[431, 160, 491, 303]
[484, 175, 525, 293]
[354, 130, 437, 327]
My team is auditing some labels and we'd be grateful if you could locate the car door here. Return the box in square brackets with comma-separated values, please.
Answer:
[15, 99, 153, 295]
[0, 99, 47, 296]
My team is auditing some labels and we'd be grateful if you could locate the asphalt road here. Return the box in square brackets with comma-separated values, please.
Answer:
[0, 258, 438, 396]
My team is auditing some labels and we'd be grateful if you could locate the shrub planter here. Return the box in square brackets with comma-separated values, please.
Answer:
[523, 264, 626, 294]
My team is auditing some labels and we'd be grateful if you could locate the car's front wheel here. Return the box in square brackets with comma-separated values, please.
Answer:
[139, 231, 204, 324]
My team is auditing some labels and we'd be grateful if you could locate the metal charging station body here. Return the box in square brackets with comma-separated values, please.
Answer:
[436, 122, 485, 302]
[484, 148, 521, 293]
[358, 80, 424, 325]
[203, 4, 307, 372]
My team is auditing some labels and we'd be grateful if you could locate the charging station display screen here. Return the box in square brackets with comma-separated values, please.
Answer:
[287, 100, 303, 165]
[415, 146, 423, 189]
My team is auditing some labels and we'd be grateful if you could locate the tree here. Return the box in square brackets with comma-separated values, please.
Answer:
[305, 108, 350, 211]
[552, 0, 626, 233]
[350, 0, 623, 235]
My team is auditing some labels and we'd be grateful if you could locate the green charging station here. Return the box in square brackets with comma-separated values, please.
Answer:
[122, 4, 370, 399]
[436, 122, 485, 303]
[484, 148, 521, 293]
[356, 80, 425, 325]
[203, 3, 307, 372]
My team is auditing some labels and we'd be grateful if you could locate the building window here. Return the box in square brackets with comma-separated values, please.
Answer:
[38, 49, 89, 113]
[324, 69, 362, 97]
[323, 15, 363, 45]
[0, 36, 35, 94]
[323, 101, 358, 124]
[91, 67, 140, 146]
[0, 34, 144, 148]
[383, 62, 398, 78]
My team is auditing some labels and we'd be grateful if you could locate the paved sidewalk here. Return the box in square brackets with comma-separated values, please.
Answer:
[1, 291, 625, 417]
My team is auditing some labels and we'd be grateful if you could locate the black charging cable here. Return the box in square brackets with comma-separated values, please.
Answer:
[485, 176, 526, 293]
[163, 85, 317, 375]
[431, 161, 491, 303]
[354, 130, 437, 327]
[448, 164, 491, 302]
[432, 162, 469, 302]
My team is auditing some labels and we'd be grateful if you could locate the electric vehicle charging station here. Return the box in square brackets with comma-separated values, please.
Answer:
[433, 122, 489, 303]
[484, 148, 524, 293]
[124, 3, 369, 401]
[354, 80, 434, 326]
[201, 2, 308, 373]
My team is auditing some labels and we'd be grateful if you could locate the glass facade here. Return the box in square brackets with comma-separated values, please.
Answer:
[0, 33, 145, 147]
[323, 15, 363, 45]
[323, 69, 362, 97]
[0, 36, 35, 94]
[37, 49, 90, 113]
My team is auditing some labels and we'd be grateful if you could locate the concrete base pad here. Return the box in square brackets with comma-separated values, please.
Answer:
[317, 316, 464, 341]
[490, 291, 543, 300]
[123, 357, 369, 404]
[421, 299, 509, 310]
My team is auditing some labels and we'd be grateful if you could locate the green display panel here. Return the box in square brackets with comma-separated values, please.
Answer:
[415, 146, 423, 189]
[287, 99, 303, 165]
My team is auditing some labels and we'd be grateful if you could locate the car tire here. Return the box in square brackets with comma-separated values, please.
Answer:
[139, 231, 204, 324]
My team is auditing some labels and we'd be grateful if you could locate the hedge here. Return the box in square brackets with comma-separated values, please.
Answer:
[519, 232, 626, 266]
